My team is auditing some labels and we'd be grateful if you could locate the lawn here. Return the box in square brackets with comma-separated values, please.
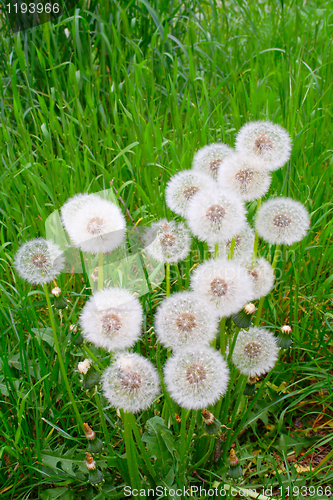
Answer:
[0, 0, 332, 499]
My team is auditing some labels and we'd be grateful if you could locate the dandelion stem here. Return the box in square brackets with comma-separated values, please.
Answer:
[214, 243, 219, 258]
[122, 411, 141, 489]
[179, 407, 190, 482]
[42, 282, 84, 433]
[98, 252, 104, 291]
[166, 262, 170, 296]
[255, 244, 281, 326]
[228, 237, 236, 259]
[252, 198, 262, 265]
[220, 317, 227, 355]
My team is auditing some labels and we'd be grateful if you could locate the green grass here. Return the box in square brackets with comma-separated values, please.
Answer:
[0, 0, 333, 498]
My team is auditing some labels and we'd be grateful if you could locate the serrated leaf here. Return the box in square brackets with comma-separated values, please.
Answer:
[142, 416, 178, 477]
[31, 327, 55, 347]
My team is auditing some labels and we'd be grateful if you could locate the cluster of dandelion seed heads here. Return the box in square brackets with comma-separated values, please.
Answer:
[232, 327, 279, 377]
[246, 258, 275, 300]
[155, 291, 219, 350]
[186, 187, 247, 246]
[165, 170, 215, 217]
[62, 193, 126, 254]
[14, 238, 65, 285]
[255, 198, 310, 245]
[80, 288, 143, 352]
[218, 153, 272, 201]
[102, 352, 160, 413]
[236, 121, 292, 171]
[191, 259, 254, 318]
[164, 345, 229, 409]
[192, 143, 234, 180]
[144, 219, 191, 263]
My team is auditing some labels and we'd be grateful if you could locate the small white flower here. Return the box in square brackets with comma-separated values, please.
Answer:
[217, 224, 255, 262]
[232, 327, 279, 377]
[154, 291, 218, 350]
[192, 143, 234, 180]
[246, 258, 275, 300]
[14, 238, 65, 285]
[190, 259, 254, 318]
[80, 288, 143, 352]
[186, 187, 247, 246]
[102, 352, 160, 413]
[218, 153, 271, 201]
[61, 193, 126, 254]
[145, 219, 191, 263]
[78, 359, 92, 375]
[255, 197, 310, 245]
[164, 345, 229, 410]
[235, 120, 292, 171]
[165, 170, 216, 217]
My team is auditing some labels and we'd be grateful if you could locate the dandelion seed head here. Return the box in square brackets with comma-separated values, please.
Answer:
[165, 170, 216, 217]
[191, 259, 254, 318]
[102, 352, 160, 413]
[155, 291, 218, 349]
[192, 143, 234, 180]
[216, 224, 255, 263]
[61, 194, 126, 254]
[145, 219, 191, 263]
[232, 327, 279, 377]
[218, 153, 271, 201]
[246, 258, 275, 300]
[235, 121, 292, 171]
[186, 187, 247, 246]
[80, 288, 143, 352]
[14, 238, 65, 285]
[255, 198, 310, 245]
[164, 345, 229, 409]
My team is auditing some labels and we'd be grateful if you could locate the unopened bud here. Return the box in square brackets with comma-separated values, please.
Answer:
[84, 423, 96, 441]
[244, 303, 257, 315]
[69, 324, 78, 333]
[85, 452, 96, 470]
[78, 359, 92, 375]
[247, 375, 258, 385]
[229, 448, 239, 467]
[51, 287, 61, 297]
[281, 325, 292, 333]
[202, 409, 215, 425]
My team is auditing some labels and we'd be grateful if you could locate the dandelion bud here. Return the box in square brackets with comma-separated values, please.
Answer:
[85, 452, 96, 470]
[228, 449, 242, 479]
[202, 409, 215, 425]
[232, 302, 257, 328]
[51, 287, 67, 309]
[244, 303, 256, 315]
[85, 452, 104, 485]
[84, 423, 103, 454]
[69, 324, 78, 333]
[78, 359, 92, 375]
[51, 287, 62, 297]
[202, 409, 222, 435]
[277, 325, 293, 349]
[243, 375, 258, 396]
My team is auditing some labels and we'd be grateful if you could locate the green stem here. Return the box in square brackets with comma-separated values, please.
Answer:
[228, 237, 236, 259]
[42, 283, 84, 433]
[166, 262, 170, 296]
[94, 391, 113, 453]
[130, 413, 157, 487]
[214, 243, 219, 258]
[220, 317, 227, 355]
[179, 407, 189, 482]
[122, 411, 141, 489]
[252, 198, 262, 266]
[98, 252, 104, 291]
[255, 244, 281, 326]
[156, 342, 179, 430]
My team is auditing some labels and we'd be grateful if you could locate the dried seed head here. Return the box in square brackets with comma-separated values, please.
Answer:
[273, 213, 291, 227]
[254, 133, 273, 153]
[206, 205, 226, 225]
[101, 312, 122, 334]
[202, 409, 215, 425]
[118, 368, 142, 391]
[235, 168, 254, 184]
[84, 423, 96, 441]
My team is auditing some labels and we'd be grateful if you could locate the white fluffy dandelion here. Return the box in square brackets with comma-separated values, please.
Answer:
[192, 143, 234, 180]
[164, 345, 229, 410]
[14, 238, 65, 284]
[218, 153, 271, 201]
[235, 121, 292, 171]
[190, 259, 254, 318]
[186, 187, 247, 246]
[246, 258, 275, 300]
[145, 219, 191, 263]
[80, 288, 143, 352]
[255, 198, 310, 245]
[102, 352, 160, 413]
[154, 291, 219, 350]
[232, 327, 279, 377]
[61, 193, 126, 254]
[165, 170, 216, 217]
[217, 224, 255, 262]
